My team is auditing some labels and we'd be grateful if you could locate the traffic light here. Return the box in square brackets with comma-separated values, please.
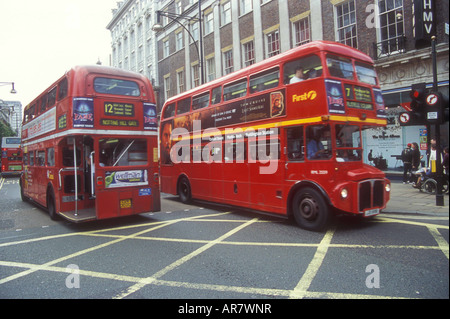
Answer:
[409, 82, 426, 116]
[400, 83, 427, 126]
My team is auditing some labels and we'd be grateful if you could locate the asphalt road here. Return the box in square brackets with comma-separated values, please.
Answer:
[0, 176, 448, 303]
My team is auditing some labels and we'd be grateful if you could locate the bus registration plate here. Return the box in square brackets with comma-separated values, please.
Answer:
[364, 208, 379, 217]
[120, 199, 132, 209]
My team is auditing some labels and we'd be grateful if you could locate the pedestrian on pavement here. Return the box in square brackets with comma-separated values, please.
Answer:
[413, 139, 442, 188]
[443, 146, 449, 178]
[401, 143, 413, 184]
[410, 142, 421, 183]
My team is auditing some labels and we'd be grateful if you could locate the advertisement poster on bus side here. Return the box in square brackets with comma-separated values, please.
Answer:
[325, 79, 345, 114]
[173, 89, 286, 132]
[143, 103, 158, 131]
[105, 170, 148, 188]
[73, 97, 94, 128]
[373, 88, 387, 118]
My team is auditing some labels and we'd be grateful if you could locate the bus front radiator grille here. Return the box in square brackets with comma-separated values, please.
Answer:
[359, 180, 384, 212]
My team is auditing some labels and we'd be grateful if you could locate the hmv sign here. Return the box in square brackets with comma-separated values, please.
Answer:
[413, 0, 436, 47]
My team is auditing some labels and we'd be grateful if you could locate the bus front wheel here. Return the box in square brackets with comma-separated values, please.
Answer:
[292, 187, 329, 231]
[178, 176, 192, 204]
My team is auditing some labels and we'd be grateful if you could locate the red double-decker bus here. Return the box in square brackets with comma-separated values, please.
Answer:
[20, 65, 160, 222]
[1, 137, 22, 177]
[159, 41, 391, 231]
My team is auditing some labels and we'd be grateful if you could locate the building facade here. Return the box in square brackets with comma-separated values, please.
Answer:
[106, 0, 159, 90]
[108, 0, 449, 168]
[0, 100, 22, 136]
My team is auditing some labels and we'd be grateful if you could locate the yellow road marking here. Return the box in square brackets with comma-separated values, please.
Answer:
[428, 226, 449, 260]
[289, 227, 336, 299]
[0, 210, 447, 299]
[0, 212, 231, 286]
[112, 217, 259, 299]
[376, 216, 449, 229]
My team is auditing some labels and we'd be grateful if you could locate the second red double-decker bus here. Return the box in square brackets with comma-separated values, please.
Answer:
[20, 65, 160, 222]
[1, 137, 23, 177]
[159, 41, 391, 231]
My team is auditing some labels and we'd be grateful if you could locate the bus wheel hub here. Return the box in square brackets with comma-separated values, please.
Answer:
[299, 197, 318, 220]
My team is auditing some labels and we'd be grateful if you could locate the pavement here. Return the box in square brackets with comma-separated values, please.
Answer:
[383, 171, 449, 216]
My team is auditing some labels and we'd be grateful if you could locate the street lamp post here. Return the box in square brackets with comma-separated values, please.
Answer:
[0, 82, 17, 94]
[152, 1, 204, 85]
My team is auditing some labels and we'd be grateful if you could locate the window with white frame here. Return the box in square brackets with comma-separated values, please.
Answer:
[176, 0, 182, 15]
[294, 17, 310, 46]
[190, 22, 199, 42]
[176, 31, 183, 51]
[221, 1, 232, 26]
[266, 30, 280, 58]
[205, 11, 214, 34]
[206, 57, 216, 82]
[240, 0, 252, 15]
[223, 50, 234, 75]
[243, 41, 255, 66]
[378, 0, 404, 55]
[164, 76, 171, 100]
[336, 0, 357, 48]
[192, 64, 200, 88]
[177, 70, 184, 94]
[163, 39, 170, 58]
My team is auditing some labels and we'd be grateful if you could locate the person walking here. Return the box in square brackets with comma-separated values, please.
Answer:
[401, 143, 413, 184]
[410, 142, 421, 183]
[443, 146, 449, 178]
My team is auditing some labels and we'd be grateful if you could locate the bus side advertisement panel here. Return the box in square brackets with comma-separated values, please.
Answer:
[174, 89, 286, 131]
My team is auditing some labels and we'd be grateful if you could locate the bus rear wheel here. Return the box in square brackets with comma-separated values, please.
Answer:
[47, 188, 58, 221]
[292, 187, 329, 231]
[178, 176, 192, 204]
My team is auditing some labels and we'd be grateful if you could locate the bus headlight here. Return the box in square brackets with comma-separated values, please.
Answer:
[340, 188, 348, 199]
[385, 183, 391, 192]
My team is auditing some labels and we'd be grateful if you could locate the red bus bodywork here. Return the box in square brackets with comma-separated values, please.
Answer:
[1, 137, 23, 177]
[159, 41, 390, 231]
[20, 65, 160, 222]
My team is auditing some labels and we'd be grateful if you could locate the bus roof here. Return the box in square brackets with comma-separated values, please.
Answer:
[163, 41, 374, 106]
[23, 65, 152, 112]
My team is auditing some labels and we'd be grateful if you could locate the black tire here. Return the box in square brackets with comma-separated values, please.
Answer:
[292, 187, 330, 231]
[19, 178, 28, 202]
[178, 176, 192, 204]
[47, 187, 59, 220]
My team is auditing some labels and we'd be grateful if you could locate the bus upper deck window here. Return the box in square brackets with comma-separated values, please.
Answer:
[249, 68, 279, 93]
[192, 92, 210, 110]
[326, 55, 354, 80]
[283, 55, 322, 84]
[355, 62, 377, 85]
[94, 77, 140, 96]
[211, 86, 222, 105]
[223, 80, 247, 101]
[163, 103, 175, 119]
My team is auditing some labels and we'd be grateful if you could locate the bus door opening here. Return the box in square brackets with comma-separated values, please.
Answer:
[95, 138, 151, 219]
[59, 138, 82, 214]
[82, 136, 95, 199]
